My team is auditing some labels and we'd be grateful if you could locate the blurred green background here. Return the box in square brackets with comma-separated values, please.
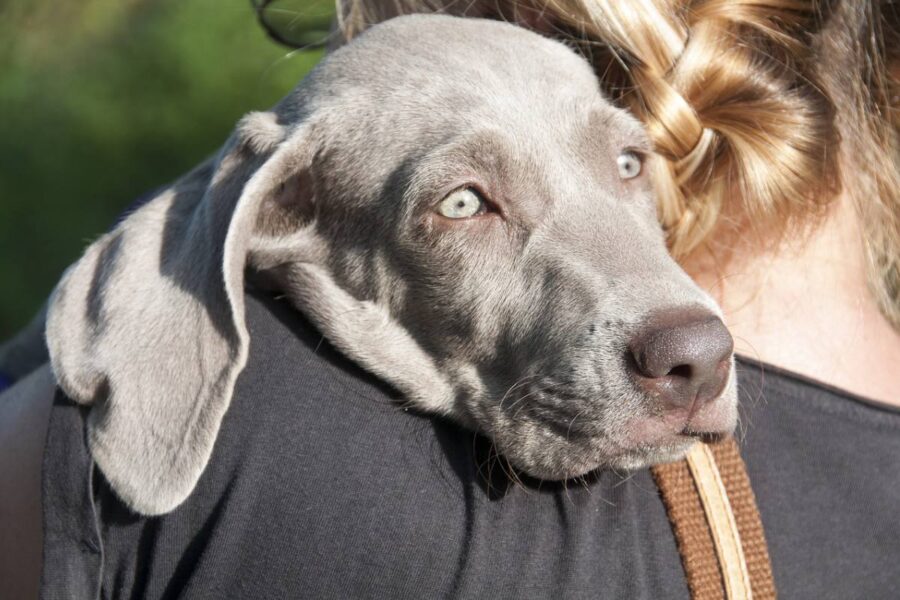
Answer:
[0, 0, 334, 338]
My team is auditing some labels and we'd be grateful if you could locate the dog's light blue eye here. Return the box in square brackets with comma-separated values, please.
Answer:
[438, 187, 485, 219]
[617, 151, 643, 180]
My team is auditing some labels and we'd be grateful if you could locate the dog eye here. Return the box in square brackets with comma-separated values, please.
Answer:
[437, 187, 487, 219]
[617, 151, 643, 180]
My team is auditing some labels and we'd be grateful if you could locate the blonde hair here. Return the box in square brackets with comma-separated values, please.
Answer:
[332, 0, 900, 327]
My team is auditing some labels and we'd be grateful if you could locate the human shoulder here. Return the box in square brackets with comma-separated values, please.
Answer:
[0, 364, 56, 600]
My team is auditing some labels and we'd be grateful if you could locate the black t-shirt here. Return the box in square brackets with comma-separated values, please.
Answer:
[40, 291, 900, 599]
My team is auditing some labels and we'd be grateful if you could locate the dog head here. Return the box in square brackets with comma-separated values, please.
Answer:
[47, 14, 736, 515]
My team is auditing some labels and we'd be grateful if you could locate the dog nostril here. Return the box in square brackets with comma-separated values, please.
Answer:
[627, 308, 734, 412]
[666, 364, 693, 380]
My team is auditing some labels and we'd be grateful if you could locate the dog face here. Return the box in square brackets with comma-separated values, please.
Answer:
[46, 14, 736, 515]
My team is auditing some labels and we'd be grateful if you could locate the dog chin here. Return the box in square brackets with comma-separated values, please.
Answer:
[495, 432, 674, 482]
[509, 432, 724, 483]
[501, 407, 737, 481]
[603, 438, 700, 471]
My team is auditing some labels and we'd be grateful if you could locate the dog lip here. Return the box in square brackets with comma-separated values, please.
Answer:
[679, 428, 728, 444]
[675, 407, 736, 442]
[618, 390, 737, 452]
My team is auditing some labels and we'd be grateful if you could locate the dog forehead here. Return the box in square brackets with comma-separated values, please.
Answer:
[303, 14, 603, 114]
[280, 15, 641, 167]
[356, 15, 593, 74]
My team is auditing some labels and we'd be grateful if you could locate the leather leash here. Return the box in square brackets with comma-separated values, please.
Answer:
[651, 438, 776, 600]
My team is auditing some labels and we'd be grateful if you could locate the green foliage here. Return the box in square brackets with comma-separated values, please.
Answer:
[0, 0, 333, 337]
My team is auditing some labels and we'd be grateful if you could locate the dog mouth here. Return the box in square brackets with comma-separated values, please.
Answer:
[679, 426, 729, 444]
[481, 380, 738, 481]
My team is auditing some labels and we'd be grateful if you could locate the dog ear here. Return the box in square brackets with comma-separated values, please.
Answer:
[45, 111, 315, 515]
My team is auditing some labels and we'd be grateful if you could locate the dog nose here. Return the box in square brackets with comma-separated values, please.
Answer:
[627, 309, 734, 413]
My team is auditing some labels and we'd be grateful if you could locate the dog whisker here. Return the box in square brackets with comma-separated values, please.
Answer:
[497, 374, 540, 411]
[506, 381, 562, 417]
[565, 408, 588, 444]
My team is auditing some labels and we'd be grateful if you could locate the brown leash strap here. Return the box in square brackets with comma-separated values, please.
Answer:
[651, 438, 776, 600]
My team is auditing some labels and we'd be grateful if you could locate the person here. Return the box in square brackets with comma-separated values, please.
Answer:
[1, 0, 898, 598]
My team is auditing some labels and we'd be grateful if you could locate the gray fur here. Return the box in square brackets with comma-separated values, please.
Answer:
[45, 15, 736, 516]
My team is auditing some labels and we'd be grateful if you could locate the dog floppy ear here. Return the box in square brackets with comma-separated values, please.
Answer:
[46, 112, 315, 515]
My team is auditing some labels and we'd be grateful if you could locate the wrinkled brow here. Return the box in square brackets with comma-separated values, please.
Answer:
[402, 130, 554, 222]
[447, 131, 523, 177]
[406, 131, 526, 196]
[584, 106, 652, 154]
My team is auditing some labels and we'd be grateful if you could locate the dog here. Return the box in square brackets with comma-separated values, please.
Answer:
[44, 14, 738, 516]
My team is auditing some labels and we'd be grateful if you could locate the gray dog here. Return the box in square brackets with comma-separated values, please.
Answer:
[44, 14, 737, 516]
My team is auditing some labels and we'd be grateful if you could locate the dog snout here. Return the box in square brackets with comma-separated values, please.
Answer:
[626, 308, 734, 414]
